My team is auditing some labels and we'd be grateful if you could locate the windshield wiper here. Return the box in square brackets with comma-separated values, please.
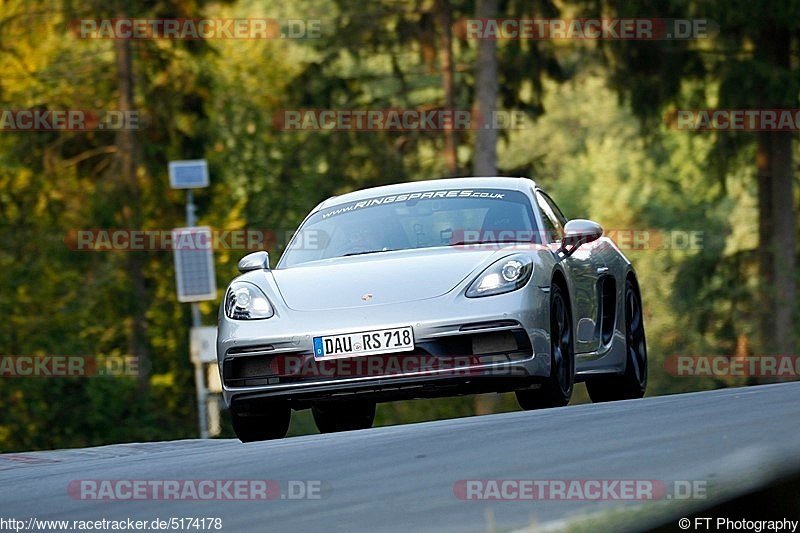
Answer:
[447, 239, 533, 246]
[342, 248, 397, 257]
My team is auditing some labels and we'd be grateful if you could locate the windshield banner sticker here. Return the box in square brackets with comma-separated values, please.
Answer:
[321, 189, 507, 219]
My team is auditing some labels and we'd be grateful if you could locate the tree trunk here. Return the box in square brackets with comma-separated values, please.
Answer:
[436, 0, 458, 176]
[472, 0, 500, 415]
[472, 0, 498, 177]
[755, 28, 797, 359]
[114, 37, 150, 388]
[768, 131, 796, 356]
[756, 132, 775, 352]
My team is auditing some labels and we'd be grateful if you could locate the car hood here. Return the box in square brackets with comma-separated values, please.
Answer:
[270, 247, 506, 311]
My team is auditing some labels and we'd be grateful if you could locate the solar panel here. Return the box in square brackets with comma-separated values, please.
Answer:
[173, 226, 217, 302]
[169, 159, 209, 189]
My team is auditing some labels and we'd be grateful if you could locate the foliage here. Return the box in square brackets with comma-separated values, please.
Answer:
[0, 0, 795, 450]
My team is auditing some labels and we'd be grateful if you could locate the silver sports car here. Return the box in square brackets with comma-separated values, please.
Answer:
[217, 177, 647, 441]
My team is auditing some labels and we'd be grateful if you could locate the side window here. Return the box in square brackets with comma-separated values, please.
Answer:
[535, 191, 564, 242]
[540, 192, 568, 226]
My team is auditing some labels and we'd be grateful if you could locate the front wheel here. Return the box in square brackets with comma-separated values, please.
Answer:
[312, 400, 376, 433]
[586, 277, 647, 402]
[516, 282, 575, 410]
[231, 404, 291, 442]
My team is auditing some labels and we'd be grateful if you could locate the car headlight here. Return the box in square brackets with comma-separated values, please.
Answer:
[224, 282, 274, 320]
[466, 255, 533, 298]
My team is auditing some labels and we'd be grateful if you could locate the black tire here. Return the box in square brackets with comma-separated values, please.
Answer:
[516, 282, 575, 410]
[231, 405, 291, 442]
[312, 400, 376, 433]
[586, 277, 648, 402]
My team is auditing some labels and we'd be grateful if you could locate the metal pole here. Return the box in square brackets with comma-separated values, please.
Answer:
[186, 190, 197, 226]
[187, 190, 209, 439]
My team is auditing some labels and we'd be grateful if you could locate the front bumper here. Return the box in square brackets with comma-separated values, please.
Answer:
[218, 286, 551, 409]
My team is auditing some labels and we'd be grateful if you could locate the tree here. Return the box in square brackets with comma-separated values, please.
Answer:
[591, 0, 798, 357]
[437, 0, 459, 175]
[0, 0, 225, 449]
[472, 0, 498, 176]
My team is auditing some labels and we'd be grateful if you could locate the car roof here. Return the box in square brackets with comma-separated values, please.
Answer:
[315, 176, 536, 211]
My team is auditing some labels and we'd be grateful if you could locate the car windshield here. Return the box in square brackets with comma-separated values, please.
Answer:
[279, 188, 539, 267]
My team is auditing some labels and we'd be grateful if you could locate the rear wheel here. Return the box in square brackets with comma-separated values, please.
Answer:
[586, 277, 647, 402]
[516, 282, 575, 410]
[312, 400, 376, 433]
[231, 404, 291, 442]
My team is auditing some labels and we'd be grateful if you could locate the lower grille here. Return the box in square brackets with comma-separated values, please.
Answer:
[223, 328, 532, 388]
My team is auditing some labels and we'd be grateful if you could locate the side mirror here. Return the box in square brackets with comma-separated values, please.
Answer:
[559, 219, 603, 257]
[238, 251, 270, 273]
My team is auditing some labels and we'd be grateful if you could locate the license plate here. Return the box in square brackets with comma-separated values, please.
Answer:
[313, 326, 414, 360]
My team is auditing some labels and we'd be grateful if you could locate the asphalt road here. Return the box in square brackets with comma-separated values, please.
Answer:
[2, 382, 800, 532]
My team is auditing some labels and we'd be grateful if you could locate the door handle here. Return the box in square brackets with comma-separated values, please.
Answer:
[596, 267, 609, 274]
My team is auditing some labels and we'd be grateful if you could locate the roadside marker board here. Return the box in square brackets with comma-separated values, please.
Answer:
[190, 326, 218, 364]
